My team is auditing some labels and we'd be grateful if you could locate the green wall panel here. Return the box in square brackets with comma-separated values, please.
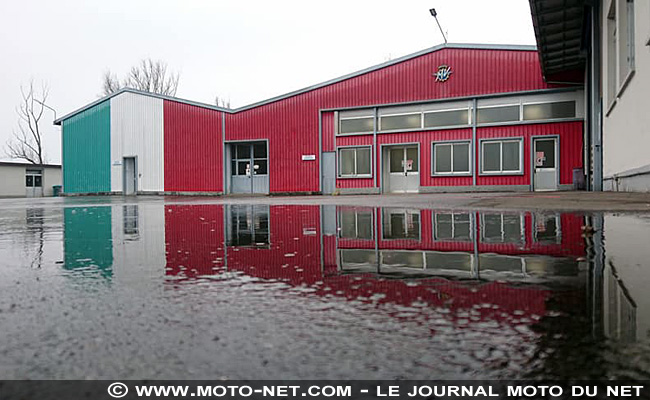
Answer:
[62, 100, 111, 193]
[64, 206, 113, 278]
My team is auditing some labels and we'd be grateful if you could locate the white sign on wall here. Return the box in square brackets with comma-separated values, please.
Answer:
[302, 154, 316, 161]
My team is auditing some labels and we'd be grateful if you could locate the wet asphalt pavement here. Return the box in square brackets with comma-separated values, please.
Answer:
[1, 194, 650, 380]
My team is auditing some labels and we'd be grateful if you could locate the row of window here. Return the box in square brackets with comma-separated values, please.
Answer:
[339, 209, 561, 244]
[338, 101, 576, 134]
[338, 138, 524, 177]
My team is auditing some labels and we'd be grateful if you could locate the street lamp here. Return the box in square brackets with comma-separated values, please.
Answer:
[429, 8, 448, 44]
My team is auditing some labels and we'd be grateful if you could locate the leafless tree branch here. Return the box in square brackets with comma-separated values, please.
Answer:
[102, 59, 180, 96]
[4, 80, 48, 165]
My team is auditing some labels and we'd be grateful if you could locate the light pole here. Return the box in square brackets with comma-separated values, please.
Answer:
[429, 8, 447, 44]
[34, 98, 57, 121]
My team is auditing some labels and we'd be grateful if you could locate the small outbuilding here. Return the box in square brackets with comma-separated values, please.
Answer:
[0, 162, 62, 197]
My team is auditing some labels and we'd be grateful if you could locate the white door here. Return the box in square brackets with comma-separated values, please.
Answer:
[123, 157, 137, 195]
[25, 168, 43, 197]
[533, 138, 557, 191]
[388, 146, 419, 193]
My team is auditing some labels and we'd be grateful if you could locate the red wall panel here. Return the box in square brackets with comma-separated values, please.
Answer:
[226, 48, 557, 193]
[322, 111, 336, 152]
[164, 100, 223, 192]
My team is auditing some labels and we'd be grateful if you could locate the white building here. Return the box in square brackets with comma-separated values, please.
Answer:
[529, 0, 650, 192]
[0, 162, 62, 197]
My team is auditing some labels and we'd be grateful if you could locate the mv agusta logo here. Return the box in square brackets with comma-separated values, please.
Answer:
[434, 64, 452, 82]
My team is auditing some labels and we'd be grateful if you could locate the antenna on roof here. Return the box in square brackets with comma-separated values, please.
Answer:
[429, 8, 448, 44]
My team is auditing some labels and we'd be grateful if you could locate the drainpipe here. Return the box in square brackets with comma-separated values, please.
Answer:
[590, 0, 603, 191]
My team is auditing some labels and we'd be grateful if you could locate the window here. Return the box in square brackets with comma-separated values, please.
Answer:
[523, 101, 576, 120]
[481, 213, 524, 243]
[432, 142, 470, 175]
[231, 143, 268, 176]
[382, 209, 420, 239]
[434, 213, 472, 241]
[339, 209, 373, 239]
[380, 113, 421, 131]
[481, 139, 522, 174]
[477, 105, 520, 124]
[338, 147, 371, 177]
[227, 205, 270, 247]
[607, 0, 636, 104]
[424, 109, 470, 128]
[26, 169, 43, 188]
[339, 109, 374, 134]
[534, 213, 561, 243]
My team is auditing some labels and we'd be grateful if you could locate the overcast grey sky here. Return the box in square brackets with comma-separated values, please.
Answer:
[0, 0, 536, 164]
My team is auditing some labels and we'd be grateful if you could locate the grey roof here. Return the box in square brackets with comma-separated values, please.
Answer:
[528, 0, 586, 80]
[54, 43, 537, 125]
[0, 161, 61, 168]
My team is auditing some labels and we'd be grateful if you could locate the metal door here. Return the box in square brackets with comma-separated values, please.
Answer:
[388, 146, 419, 193]
[25, 168, 43, 197]
[230, 142, 269, 194]
[322, 152, 335, 195]
[533, 138, 557, 191]
[123, 157, 137, 195]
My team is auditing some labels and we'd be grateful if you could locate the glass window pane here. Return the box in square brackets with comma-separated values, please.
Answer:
[237, 161, 249, 175]
[236, 144, 250, 159]
[453, 143, 470, 172]
[535, 139, 555, 168]
[382, 251, 424, 268]
[483, 142, 501, 172]
[356, 212, 373, 239]
[390, 148, 403, 173]
[253, 143, 267, 158]
[503, 214, 522, 242]
[340, 117, 374, 134]
[434, 144, 452, 173]
[356, 148, 371, 175]
[340, 149, 356, 175]
[477, 105, 520, 124]
[231, 160, 237, 174]
[253, 160, 267, 175]
[340, 211, 356, 238]
[26, 175, 33, 187]
[483, 214, 502, 241]
[435, 213, 453, 239]
[502, 141, 520, 171]
[453, 213, 471, 240]
[523, 101, 576, 120]
[380, 114, 421, 131]
[424, 109, 469, 127]
[34, 176, 42, 187]
[406, 147, 418, 172]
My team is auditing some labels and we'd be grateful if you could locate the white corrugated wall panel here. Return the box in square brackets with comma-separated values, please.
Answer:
[110, 92, 164, 192]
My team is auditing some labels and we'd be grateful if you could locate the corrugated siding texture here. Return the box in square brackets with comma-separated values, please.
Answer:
[164, 100, 223, 192]
[62, 100, 111, 193]
[322, 112, 335, 152]
[110, 92, 164, 192]
[227, 205, 322, 285]
[165, 204, 225, 279]
[477, 121, 583, 187]
[227, 48, 553, 193]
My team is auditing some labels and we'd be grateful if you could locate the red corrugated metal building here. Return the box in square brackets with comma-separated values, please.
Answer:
[55, 43, 585, 195]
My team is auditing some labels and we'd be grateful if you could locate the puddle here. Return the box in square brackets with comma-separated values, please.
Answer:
[0, 201, 649, 379]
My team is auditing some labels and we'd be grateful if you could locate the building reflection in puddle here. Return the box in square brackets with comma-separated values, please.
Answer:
[60, 203, 648, 345]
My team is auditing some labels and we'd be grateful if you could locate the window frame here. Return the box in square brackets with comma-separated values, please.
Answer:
[338, 110, 375, 135]
[431, 140, 472, 176]
[337, 145, 373, 178]
[433, 212, 473, 242]
[337, 209, 374, 240]
[479, 138, 524, 176]
[423, 107, 472, 129]
[480, 212, 526, 244]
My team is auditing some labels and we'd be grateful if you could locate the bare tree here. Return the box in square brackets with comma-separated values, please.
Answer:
[102, 58, 180, 96]
[5, 81, 49, 165]
[215, 96, 231, 108]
